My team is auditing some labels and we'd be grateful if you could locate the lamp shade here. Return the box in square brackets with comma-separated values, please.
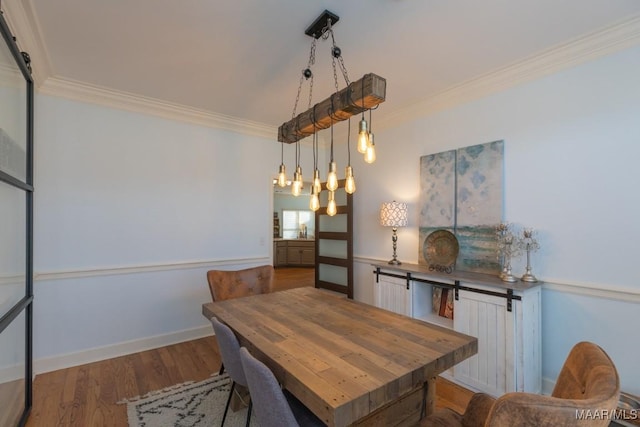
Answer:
[380, 201, 408, 227]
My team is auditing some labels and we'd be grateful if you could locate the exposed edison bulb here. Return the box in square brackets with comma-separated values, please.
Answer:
[291, 166, 303, 196]
[312, 169, 322, 194]
[327, 191, 337, 216]
[326, 161, 338, 191]
[309, 189, 320, 211]
[357, 118, 369, 153]
[291, 179, 301, 196]
[345, 165, 356, 194]
[277, 164, 287, 187]
[295, 166, 303, 185]
[364, 132, 376, 164]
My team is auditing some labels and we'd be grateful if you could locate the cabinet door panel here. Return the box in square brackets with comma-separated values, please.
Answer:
[373, 274, 411, 316]
[454, 289, 515, 396]
[286, 247, 301, 264]
[300, 248, 314, 265]
[275, 246, 287, 266]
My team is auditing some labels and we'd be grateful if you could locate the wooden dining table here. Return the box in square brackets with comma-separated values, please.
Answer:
[202, 287, 477, 427]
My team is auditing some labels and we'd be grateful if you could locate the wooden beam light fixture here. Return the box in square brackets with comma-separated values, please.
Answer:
[276, 10, 386, 207]
[277, 10, 386, 144]
[278, 73, 386, 143]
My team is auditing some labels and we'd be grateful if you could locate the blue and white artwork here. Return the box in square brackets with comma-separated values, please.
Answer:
[419, 140, 504, 273]
[418, 150, 456, 264]
[456, 141, 503, 273]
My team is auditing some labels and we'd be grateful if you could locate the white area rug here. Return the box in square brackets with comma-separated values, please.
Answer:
[120, 373, 257, 427]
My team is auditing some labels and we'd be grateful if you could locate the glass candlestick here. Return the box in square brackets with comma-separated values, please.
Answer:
[495, 223, 509, 281]
[501, 234, 519, 283]
[520, 228, 540, 282]
[496, 222, 521, 283]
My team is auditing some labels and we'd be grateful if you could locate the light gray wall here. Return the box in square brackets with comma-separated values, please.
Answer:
[344, 45, 640, 395]
[32, 95, 318, 369]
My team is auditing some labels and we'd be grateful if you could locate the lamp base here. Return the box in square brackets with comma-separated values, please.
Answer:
[388, 259, 402, 265]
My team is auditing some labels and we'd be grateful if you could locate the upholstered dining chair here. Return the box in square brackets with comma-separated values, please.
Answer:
[206, 265, 274, 302]
[210, 317, 252, 427]
[239, 347, 325, 427]
[207, 265, 273, 377]
[422, 341, 620, 427]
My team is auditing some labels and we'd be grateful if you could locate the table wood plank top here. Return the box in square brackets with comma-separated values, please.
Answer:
[202, 287, 477, 426]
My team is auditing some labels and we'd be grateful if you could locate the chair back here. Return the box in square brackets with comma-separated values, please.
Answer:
[207, 265, 274, 302]
[487, 341, 620, 427]
[552, 341, 619, 401]
[239, 347, 299, 427]
[210, 317, 247, 387]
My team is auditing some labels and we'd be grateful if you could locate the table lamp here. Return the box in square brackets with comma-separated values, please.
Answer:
[379, 201, 408, 265]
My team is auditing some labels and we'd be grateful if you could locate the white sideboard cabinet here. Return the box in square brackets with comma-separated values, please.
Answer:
[372, 263, 542, 396]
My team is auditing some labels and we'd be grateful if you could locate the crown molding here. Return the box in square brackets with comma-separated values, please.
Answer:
[39, 76, 278, 139]
[5, 0, 640, 138]
[3, 0, 277, 139]
[1, 0, 54, 85]
[377, 14, 640, 131]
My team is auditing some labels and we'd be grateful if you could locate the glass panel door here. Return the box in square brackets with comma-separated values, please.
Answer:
[315, 181, 353, 298]
[0, 9, 34, 426]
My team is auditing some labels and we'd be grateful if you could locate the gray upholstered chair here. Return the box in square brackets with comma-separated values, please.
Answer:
[210, 317, 252, 427]
[422, 341, 620, 427]
[239, 347, 325, 427]
[206, 265, 274, 302]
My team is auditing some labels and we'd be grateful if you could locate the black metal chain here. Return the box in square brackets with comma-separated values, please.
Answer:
[307, 39, 316, 110]
[291, 38, 317, 119]
[316, 18, 350, 92]
[331, 42, 340, 95]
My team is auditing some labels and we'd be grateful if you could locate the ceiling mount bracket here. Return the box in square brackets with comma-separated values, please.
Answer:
[305, 10, 339, 39]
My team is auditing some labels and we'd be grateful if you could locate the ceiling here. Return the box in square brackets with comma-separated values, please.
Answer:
[12, 0, 640, 132]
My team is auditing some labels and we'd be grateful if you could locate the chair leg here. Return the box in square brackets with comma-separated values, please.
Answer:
[245, 399, 252, 427]
[221, 381, 235, 427]
[219, 363, 225, 375]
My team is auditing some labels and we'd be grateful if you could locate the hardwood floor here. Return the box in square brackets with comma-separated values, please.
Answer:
[27, 337, 220, 427]
[273, 266, 316, 290]
[27, 267, 472, 426]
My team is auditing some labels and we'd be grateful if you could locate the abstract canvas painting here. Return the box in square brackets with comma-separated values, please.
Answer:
[418, 149, 456, 264]
[419, 140, 503, 274]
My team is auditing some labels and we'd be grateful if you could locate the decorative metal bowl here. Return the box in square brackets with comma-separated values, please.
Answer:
[423, 229, 459, 273]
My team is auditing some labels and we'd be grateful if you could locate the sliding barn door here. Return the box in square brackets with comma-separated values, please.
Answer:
[315, 181, 353, 298]
[453, 289, 515, 396]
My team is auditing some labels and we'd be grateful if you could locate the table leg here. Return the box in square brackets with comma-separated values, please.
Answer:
[422, 376, 437, 417]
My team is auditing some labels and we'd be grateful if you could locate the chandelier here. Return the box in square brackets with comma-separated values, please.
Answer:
[276, 10, 386, 215]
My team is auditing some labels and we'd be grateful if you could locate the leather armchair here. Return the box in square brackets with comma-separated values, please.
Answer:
[207, 265, 274, 302]
[423, 341, 620, 427]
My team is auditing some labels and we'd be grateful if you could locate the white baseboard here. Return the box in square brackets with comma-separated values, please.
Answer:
[542, 377, 556, 395]
[33, 325, 214, 376]
[0, 364, 24, 384]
